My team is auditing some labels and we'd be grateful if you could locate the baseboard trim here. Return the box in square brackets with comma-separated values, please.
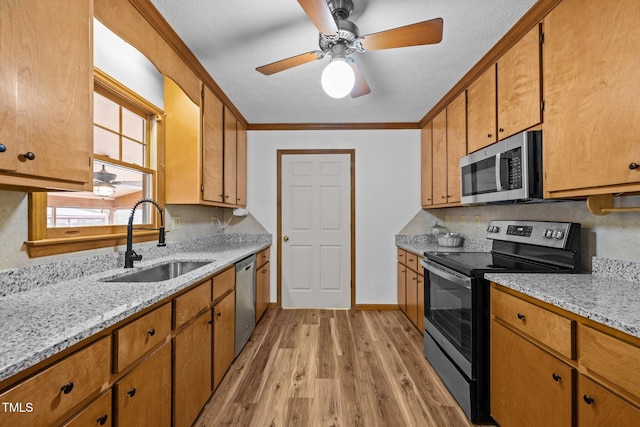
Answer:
[354, 304, 399, 311]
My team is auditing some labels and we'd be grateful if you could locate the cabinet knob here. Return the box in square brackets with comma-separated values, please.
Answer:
[487, 134, 492, 138]
[126, 388, 137, 397]
[498, 128, 505, 133]
[217, 311, 222, 318]
[441, 196, 446, 199]
[60, 382, 74, 394]
[630, 163, 639, 170]
[207, 319, 213, 325]
[147, 328, 156, 336]
[517, 313, 525, 320]
[552, 373, 561, 382]
[583, 395, 595, 405]
[0, 143, 6, 153]
[97, 414, 108, 425]
[21, 152, 35, 161]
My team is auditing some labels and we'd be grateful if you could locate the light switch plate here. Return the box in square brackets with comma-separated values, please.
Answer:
[172, 217, 181, 230]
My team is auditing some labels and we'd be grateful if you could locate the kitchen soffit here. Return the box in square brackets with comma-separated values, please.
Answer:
[149, 0, 536, 125]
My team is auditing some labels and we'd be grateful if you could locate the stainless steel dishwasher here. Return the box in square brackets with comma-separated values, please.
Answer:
[235, 254, 256, 357]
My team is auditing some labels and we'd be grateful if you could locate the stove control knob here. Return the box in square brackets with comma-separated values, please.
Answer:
[555, 230, 565, 240]
[493, 226, 500, 233]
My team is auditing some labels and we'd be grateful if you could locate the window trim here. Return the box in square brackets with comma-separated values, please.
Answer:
[25, 68, 166, 258]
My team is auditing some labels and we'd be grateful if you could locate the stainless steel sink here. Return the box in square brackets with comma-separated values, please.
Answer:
[104, 261, 212, 282]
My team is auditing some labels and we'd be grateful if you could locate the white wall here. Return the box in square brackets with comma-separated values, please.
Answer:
[247, 129, 421, 305]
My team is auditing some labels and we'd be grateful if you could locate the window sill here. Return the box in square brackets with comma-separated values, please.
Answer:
[24, 231, 160, 258]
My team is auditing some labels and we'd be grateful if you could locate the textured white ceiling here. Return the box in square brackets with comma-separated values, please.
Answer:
[149, 0, 537, 124]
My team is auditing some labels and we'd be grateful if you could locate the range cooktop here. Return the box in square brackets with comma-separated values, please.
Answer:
[424, 251, 571, 276]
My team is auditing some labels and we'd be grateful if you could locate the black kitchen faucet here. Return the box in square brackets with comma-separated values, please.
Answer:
[124, 198, 166, 268]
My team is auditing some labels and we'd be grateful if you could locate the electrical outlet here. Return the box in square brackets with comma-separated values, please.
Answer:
[461, 215, 466, 227]
[211, 216, 217, 226]
[475, 215, 481, 228]
[172, 216, 181, 230]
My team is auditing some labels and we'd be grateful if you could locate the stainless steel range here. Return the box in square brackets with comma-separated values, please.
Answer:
[421, 220, 581, 423]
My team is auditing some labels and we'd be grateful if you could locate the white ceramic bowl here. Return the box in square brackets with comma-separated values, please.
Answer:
[437, 233, 463, 247]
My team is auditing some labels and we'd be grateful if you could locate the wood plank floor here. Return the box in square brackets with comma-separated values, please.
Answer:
[195, 308, 480, 427]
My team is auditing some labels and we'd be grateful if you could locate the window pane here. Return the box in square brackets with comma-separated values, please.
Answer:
[122, 138, 145, 166]
[94, 92, 119, 131]
[94, 126, 120, 159]
[122, 108, 145, 142]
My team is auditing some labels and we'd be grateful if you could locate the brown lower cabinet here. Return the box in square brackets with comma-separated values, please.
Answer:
[213, 289, 236, 389]
[491, 283, 640, 427]
[62, 391, 112, 427]
[173, 310, 213, 427]
[397, 247, 424, 333]
[115, 343, 172, 426]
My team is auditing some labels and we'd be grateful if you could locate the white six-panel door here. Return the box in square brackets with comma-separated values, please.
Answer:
[281, 153, 351, 308]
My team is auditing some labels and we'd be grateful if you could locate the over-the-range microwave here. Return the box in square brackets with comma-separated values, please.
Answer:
[460, 130, 543, 205]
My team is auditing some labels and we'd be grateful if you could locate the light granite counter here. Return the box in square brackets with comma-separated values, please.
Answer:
[0, 234, 271, 382]
[486, 257, 640, 340]
[395, 234, 492, 256]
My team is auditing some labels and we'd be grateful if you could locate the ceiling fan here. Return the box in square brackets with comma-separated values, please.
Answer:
[255, 0, 443, 98]
[93, 164, 141, 197]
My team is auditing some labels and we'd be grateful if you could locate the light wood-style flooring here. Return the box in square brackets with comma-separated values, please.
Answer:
[195, 308, 478, 427]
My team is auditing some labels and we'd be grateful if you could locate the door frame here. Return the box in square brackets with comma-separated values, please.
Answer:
[276, 149, 356, 308]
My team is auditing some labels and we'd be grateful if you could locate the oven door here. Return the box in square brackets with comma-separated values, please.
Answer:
[422, 258, 475, 378]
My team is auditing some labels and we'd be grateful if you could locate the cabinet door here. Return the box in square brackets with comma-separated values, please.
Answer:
[467, 65, 497, 153]
[417, 273, 424, 333]
[432, 109, 448, 204]
[543, 0, 640, 194]
[256, 261, 270, 322]
[63, 391, 111, 427]
[115, 344, 172, 427]
[236, 121, 247, 207]
[421, 122, 433, 206]
[12, 0, 92, 185]
[497, 24, 542, 139]
[491, 321, 573, 427]
[213, 289, 236, 389]
[446, 92, 467, 204]
[0, 0, 18, 172]
[202, 86, 224, 203]
[397, 262, 407, 313]
[174, 310, 212, 427]
[406, 270, 418, 328]
[223, 106, 237, 205]
[578, 375, 640, 427]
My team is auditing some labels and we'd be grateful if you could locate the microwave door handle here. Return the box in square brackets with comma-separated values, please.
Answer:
[495, 153, 503, 191]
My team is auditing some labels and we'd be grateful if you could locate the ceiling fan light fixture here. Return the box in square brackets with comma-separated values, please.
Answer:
[94, 182, 116, 198]
[321, 57, 355, 98]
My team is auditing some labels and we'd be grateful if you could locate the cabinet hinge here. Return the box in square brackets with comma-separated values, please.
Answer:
[89, 156, 92, 167]
[201, 185, 204, 192]
[541, 100, 545, 111]
[540, 32, 544, 44]
[201, 88, 204, 99]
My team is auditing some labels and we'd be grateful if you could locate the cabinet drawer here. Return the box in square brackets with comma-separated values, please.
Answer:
[0, 336, 111, 427]
[578, 375, 640, 427]
[63, 390, 112, 427]
[257, 247, 270, 267]
[579, 324, 640, 400]
[114, 303, 171, 372]
[174, 280, 212, 329]
[491, 287, 574, 359]
[405, 251, 419, 272]
[397, 248, 406, 264]
[212, 266, 235, 301]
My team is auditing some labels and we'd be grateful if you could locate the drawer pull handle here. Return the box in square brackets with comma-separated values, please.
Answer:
[60, 382, 74, 394]
[208, 320, 213, 325]
[97, 414, 108, 425]
[517, 313, 525, 320]
[629, 163, 639, 170]
[21, 151, 35, 161]
[0, 143, 6, 153]
[217, 312, 222, 318]
[147, 328, 156, 336]
[583, 395, 595, 405]
[127, 388, 137, 397]
[552, 373, 561, 382]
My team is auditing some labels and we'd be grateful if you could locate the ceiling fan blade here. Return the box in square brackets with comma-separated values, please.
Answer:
[358, 18, 443, 51]
[256, 51, 322, 75]
[349, 60, 370, 98]
[297, 0, 338, 35]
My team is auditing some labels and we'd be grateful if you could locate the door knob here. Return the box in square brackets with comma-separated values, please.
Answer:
[283, 235, 289, 242]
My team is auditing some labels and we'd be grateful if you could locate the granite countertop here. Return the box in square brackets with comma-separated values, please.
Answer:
[396, 234, 492, 256]
[486, 272, 640, 340]
[0, 236, 271, 382]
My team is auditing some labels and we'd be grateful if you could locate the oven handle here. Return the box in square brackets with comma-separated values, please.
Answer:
[421, 259, 473, 290]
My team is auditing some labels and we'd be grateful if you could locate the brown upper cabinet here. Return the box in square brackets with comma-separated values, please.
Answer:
[543, 0, 640, 197]
[420, 122, 434, 206]
[164, 78, 247, 207]
[0, 0, 92, 191]
[427, 92, 467, 207]
[467, 24, 542, 154]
